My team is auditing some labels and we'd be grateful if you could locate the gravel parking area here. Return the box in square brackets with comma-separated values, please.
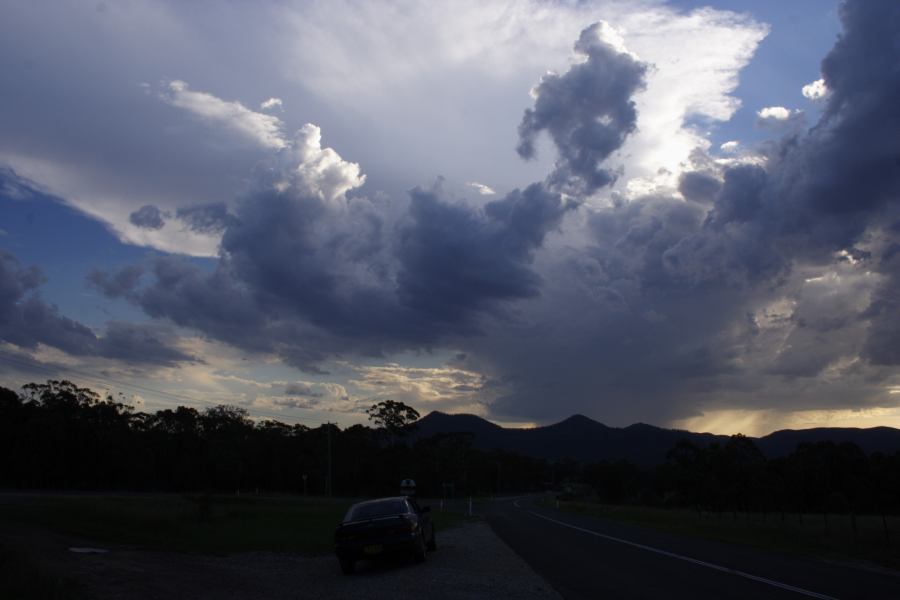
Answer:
[65, 521, 561, 599]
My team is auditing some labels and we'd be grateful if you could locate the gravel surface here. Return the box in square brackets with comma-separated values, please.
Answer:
[66, 521, 562, 599]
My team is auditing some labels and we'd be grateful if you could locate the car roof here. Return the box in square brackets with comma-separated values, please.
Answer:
[349, 496, 409, 508]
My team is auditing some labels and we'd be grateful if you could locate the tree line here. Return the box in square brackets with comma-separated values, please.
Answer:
[0, 381, 548, 497]
[2, 380, 899, 519]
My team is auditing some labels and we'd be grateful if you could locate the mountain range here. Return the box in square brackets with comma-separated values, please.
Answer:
[411, 412, 900, 466]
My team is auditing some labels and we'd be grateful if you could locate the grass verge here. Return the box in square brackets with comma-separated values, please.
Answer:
[0, 493, 470, 556]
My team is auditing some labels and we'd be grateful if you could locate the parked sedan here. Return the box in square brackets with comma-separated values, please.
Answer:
[334, 496, 436, 574]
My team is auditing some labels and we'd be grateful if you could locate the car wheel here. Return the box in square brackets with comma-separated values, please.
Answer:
[339, 556, 355, 575]
[426, 528, 436, 552]
[413, 532, 427, 563]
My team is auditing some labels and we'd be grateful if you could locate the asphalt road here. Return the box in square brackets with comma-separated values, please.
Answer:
[485, 496, 900, 600]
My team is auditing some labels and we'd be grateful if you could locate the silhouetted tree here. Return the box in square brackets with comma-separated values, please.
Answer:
[366, 400, 420, 443]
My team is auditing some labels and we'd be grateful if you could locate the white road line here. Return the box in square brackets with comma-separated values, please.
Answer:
[524, 509, 839, 600]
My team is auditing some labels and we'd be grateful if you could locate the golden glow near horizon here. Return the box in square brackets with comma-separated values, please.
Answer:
[672, 406, 900, 437]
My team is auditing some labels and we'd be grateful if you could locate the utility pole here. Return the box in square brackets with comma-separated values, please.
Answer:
[326, 422, 333, 497]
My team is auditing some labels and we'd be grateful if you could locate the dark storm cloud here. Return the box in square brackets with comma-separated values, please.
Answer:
[740, 0, 900, 365]
[863, 246, 900, 366]
[663, 164, 787, 289]
[646, 0, 900, 299]
[129, 205, 167, 230]
[0, 251, 194, 365]
[87, 265, 144, 299]
[16, 17, 650, 382]
[678, 171, 721, 205]
[82, 1, 900, 425]
[756, 0, 900, 256]
[396, 182, 570, 326]
[95, 321, 197, 366]
[176, 202, 234, 234]
[93, 178, 572, 369]
[482, 192, 755, 423]
[90, 190, 401, 371]
[788, 0, 900, 371]
[1, 250, 97, 354]
[651, 0, 899, 297]
[137, 257, 269, 350]
[475, 0, 900, 424]
[284, 382, 324, 398]
[517, 22, 646, 195]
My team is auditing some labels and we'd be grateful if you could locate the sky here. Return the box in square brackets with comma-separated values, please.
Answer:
[1, 0, 899, 435]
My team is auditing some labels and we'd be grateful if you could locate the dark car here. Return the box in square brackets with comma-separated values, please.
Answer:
[334, 496, 436, 574]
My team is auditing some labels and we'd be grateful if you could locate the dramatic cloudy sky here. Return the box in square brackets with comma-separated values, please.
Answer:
[2, 0, 899, 434]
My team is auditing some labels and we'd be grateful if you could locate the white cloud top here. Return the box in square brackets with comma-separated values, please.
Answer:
[288, 124, 366, 203]
[720, 140, 739, 153]
[260, 97, 283, 111]
[163, 80, 287, 149]
[802, 78, 828, 100]
[757, 105, 793, 120]
[466, 182, 496, 195]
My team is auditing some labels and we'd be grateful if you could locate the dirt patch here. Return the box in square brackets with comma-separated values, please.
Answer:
[18, 521, 560, 599]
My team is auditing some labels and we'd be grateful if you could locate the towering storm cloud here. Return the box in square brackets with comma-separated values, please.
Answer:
[87, 21, 643, 374]
[517, 22, 646, 196]
[3, 0, 899, 430]
[475, 0, 900, 424]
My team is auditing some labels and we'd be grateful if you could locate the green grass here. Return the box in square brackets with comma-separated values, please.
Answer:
[541, 498, 900, 570]
[431, 507, 476, 529]
[1, 493, 470, 556]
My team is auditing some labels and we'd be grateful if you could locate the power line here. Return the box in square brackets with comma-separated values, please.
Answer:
[0, 350, 328, 426]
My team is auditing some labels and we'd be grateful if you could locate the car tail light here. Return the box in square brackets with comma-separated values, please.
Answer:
[388, 518, 417, 535]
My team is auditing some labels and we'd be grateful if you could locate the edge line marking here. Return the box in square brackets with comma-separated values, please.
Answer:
[523, 507, 839, 600]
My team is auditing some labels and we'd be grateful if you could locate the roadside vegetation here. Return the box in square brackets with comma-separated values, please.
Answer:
[541, 434, 900, 569]
[0, 381, 547, 498]
[0, 493, 469, 600]
[1, 493, 469, 555]
[3, 379, 900, 571]
[543, 498, 900, 570]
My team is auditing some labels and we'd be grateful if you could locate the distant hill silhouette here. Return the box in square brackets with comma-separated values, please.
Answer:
[755, 426, 900, 458]
[412, 411, 900, 465]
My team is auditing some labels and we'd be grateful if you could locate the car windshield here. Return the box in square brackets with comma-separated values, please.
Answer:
[345, 499, 409, 522]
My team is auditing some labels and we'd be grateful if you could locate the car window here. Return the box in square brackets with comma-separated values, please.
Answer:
[345, 499, 409, 521]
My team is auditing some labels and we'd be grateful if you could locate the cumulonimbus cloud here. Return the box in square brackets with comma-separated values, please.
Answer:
[89, 23, 638, 374]
[9, 1, 900, 428]
[517, 21, 647, 196]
